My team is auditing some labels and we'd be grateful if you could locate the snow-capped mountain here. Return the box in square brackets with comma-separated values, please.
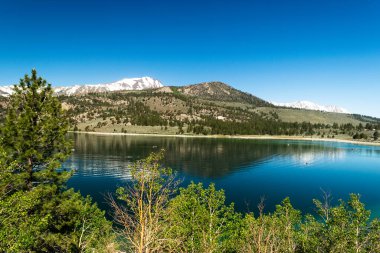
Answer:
[55, 77, 163, 95]
[272, 100, 350, 114]
[0, 77, 163, 96]
[0, 86, 13, 97]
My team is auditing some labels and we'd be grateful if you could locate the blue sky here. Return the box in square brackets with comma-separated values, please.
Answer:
[0, 0, 379, 117]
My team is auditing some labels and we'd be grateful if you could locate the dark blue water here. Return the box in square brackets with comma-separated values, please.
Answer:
[64, 133, 380, 217]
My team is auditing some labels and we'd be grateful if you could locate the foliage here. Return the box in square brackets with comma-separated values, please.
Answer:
[0, 70, 115, 252]
[2, 70, 380, 252]
[167, 182, 243, 253]
[0, 69, 71, 190]
[110, 150, 380, 253]
[111, 149, 180, 253]
[374, 131, 379, 141]
[0, 185, 113, 252]
[110, 152, 380, 253]
[240, 194, 380, 253]
[299, 194, 380, 253]
[353, 132, 369, 140]
[242, 198, 301, 253]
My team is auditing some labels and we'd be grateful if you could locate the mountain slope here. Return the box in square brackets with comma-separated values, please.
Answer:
[1, 77, 378, 127]
[56, 87, 379, 139]
[272, 101, 350, 114]
[175, 82, 271, 107]
[1, 78, 379, 140]
[0, 78, 354, 116]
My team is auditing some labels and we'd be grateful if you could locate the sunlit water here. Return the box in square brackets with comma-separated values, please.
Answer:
[64, 133, 380, 218]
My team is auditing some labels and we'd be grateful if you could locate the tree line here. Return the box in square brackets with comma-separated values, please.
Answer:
[61, 91, 380, 140]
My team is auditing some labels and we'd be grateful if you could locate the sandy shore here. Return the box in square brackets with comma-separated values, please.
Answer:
[69, 131, 380, 147]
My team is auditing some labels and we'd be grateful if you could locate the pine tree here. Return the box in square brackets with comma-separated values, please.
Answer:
[0, 70, 115, 252]
[1, 69, 71, 190]
[374, 131, 379, 141]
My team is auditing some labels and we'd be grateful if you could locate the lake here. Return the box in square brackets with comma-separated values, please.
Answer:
[64, 133, 380, 217]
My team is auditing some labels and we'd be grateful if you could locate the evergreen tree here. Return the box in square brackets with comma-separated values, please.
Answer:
[374, 131, 379, 141]
[0, 70, 115, 252]
[1, 69, 71, 190]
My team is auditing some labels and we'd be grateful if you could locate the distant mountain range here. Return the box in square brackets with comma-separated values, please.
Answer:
[0, 76, 351, 114]
[1, 77, 379, 134]
[0, 77, 163, 96]
[0, 86, 14, 97]
[55, 77, 163, 95]
[271, 101, 350, 114]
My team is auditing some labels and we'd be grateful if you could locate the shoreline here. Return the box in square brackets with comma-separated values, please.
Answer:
[69, 131, 380, 147]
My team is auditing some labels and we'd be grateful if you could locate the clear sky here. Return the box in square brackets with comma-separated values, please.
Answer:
[0, 0, 379, 117]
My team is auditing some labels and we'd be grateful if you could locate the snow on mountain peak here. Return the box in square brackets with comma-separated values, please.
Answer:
[0, 77, 164, 96]
[271, 100, 350, 114]
[0, 86, 14, 97]
[55, 76, 163, 95]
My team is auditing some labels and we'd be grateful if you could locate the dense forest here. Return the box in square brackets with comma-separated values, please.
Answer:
[1, 71, 380, 252]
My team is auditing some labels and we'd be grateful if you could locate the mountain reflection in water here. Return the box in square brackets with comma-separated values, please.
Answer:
[64, 133, 380, 217]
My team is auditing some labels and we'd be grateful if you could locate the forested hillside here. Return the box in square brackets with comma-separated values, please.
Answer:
[0, 81, 379, 140]
[57, 82, 380, 141]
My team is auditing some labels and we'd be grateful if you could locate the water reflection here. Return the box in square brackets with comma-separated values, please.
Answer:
[69, 134, 363, 178]
[65, 133, 380, 216]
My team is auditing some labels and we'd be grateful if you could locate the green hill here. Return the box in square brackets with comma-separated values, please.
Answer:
[176, 81, 271, 107]
[1, 82, 379, 141]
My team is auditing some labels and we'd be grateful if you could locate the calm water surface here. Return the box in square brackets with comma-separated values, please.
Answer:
[64, 133, 380, 217]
